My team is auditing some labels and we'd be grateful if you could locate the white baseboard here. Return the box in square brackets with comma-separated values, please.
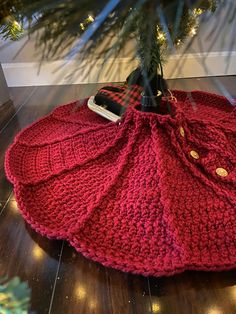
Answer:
[2, 51, 236, 87]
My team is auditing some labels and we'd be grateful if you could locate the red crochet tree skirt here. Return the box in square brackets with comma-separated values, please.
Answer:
[5, 89, 236, 277]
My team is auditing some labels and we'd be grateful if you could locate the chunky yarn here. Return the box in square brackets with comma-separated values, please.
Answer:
[5, 86, 236, 277]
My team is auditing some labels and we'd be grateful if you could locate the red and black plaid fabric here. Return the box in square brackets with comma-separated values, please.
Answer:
[95, 84, 143, 109]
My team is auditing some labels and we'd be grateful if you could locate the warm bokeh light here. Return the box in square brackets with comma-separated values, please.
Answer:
[230, 286, 236, 301]
[10, 200, 19, 213]
[89, 300, 97, 310]
[206, 306, 223, 314]
[75, 286, 86, 300]
[32, 244, 44, 260]
[152, 302, 161, 313]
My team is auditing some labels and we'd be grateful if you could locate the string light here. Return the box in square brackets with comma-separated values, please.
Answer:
[190, 27, 197, 37]
[176, 39, 181, 46]
[157, 32, 165, 41]
[3, 16, 24, 39]
[12, 20, 21, 30]
[87, 15, 94, 22]
[193, 8, 204, 16]
[80, 15, 94, 31]
[80, 23, 85, 30]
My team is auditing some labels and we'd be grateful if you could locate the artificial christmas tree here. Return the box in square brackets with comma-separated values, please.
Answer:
[1, 0, 236, 276]
[0, 0, 217, 111]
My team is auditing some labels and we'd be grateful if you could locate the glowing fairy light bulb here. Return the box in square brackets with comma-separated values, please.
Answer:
[176, 39, 181, 46]
[193, 8, 204, 16]
[157, 32, 165, 41]
[87, 15, 94, 22]
[12, 20, 21, 29]
[80, 23, 85, 30]
[190, 27, 197, 37]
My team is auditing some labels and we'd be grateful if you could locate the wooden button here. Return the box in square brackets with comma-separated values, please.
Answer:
[190, 150, 199, 159]
[179, 127, 185, 137]
[216, 167, 228, 177]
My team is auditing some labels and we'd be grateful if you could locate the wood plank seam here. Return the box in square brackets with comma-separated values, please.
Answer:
[0, 86, 38, 134]
[48, 240, 65, 314]
[0, 192, 12, 217]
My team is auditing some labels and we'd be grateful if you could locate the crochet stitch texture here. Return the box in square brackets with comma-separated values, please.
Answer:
[5, 87, 236, 277]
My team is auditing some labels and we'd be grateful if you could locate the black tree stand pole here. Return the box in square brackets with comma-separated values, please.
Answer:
[126, 66, 168, 114]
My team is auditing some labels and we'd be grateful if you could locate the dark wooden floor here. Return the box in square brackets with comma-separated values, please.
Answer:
[0, 77, 235, 314]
